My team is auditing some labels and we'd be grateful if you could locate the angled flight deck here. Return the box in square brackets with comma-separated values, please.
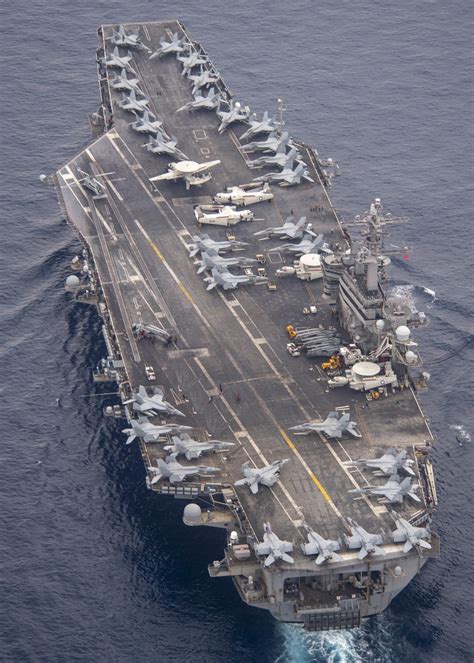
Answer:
[53, 20, 438, 630]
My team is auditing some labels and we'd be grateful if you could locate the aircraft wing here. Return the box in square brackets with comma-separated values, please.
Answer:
[150, 171, 180, 182]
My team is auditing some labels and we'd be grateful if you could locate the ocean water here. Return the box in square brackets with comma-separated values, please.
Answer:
[1, 1, 473, 661]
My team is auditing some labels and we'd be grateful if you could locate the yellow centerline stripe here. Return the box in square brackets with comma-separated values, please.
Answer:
[147, 239, 196, 305]
[278, 427, 338, 512]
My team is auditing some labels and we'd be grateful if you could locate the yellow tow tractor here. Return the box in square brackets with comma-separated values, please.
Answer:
[286, 324, 297, 339]
[322, 355, 342, 371]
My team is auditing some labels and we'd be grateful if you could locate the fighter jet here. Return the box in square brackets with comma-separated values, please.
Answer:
[234, 459, 289, 494]
[104, 46, 136, 73]
[349, 473, 421, 504]
[214, 183, 273, 206]
[147, 453, 219, 484]
[122, 417, 193, 445]
[118, 89, 150, 113]
[254, 215, 315, 240]
[253, 158, 314, 187]
[188, 67, 220, 95]
[188, 234, 249, 257]
[248, 146, 304, 170]
[204, 265, 268, 291]
[163, 433, 234, 460]
[254, 522, 294, 567]
[217, 101, 251, 134]
[109, 25, 148, 51]
[242, 131, 293, 154]
[143, 132, 188, 159]
[109, 68, 141, 93]
[177, 48, 208, 76]
[149, 159, 220, 190]
[176, 87, 222, 113]
[300, 525, 343, 565]
[290, 412, 361, 439]
[268, 234, 327, 256]
[195, 250, 257, 274]
[344, 518, 385, 560]
[240, 111, 277, 141]
[392, 517, 432, 553]
[76, 168, 106, 198]
[149, 32, 189, 60]
[346, 449, 415, 476]
[129, 110, 168, 135]
[123, 385, 185, 417]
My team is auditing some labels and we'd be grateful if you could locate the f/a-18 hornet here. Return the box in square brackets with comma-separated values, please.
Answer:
[188, 66, 220, 95]
[188, 233, 248, 257]
[217, 101, 251, 134]
[254, 523, 294, 567]
[122, 417, 193, 445]
[164, 433, 234, 460]
[177, 47, 208, 75]
[143, 132, 188, 159]
[177, 87, 222, 113]
[119, 89, 150, 113]
[130, 110, 168, 135]
[349, 474, 420, 504]
[301, 525, 343, 565]
[254, 215, 315, 240]
[345, 448, 415, 476]
[109, 25, 148, 51]
[392, 517, 432, 552]
[109, 68, 141, 93]
[149, 32, 189, 59]
[214, 183, 273, 206]
[248, 146, 304, 170]
[195, 250, 257, 274]
[240, 110, 277, 141]
[204, 265, 268, 291]
[268, 233, 326, 256]
[290, 411, 361, 439]
[104, 46, 136, 73]
[344, 519, 386, 560]
[123, 385, 185, 417]
[147, 453, 219, 484]
[242, 131, 293, 154]
[253, 155, 314, 187]
[234, 459, 289, 494]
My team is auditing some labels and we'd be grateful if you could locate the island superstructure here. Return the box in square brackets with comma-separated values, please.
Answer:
[52, 21, 439, 631]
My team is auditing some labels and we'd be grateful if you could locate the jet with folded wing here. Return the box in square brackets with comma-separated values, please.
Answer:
[109, 25, 149, 51]
[204, 265, 268, 291]
[177, 87, 222, 113]
[240, 111, 277, 141]
[242, 131, 293, 154]
[143, 132, 188, 159]
[110, 68, 141, 93]
[254, 523, 294, 567]
[217, 101, 251, 134]
[290, 412, 361, 438]
[392, 517, 432, 553]
[122, 417, 193, 444]
[164, 433, 234, 460]
[105, 46, 136, 73]
[195, 250, 257, 274]
[349, 473, 421, 504]
[130, 110, 168, 135]
[268, 233, 327, 256]
[188, 67, 221, 95]
[118, 89, 150, 113]
[344, 518, 385, 560]
[188, 234, 248, 257]
[301, 525, 343, 565]
[254, 215, 314, 240]
[177, 48, 208, 75]
[347, 449, 415, 476]
[149, 32, 189, 59]
[248, 146, 304, 170]
[147, 454, 219, 484]
[253, 157, 314, 187]
[123, 385, 185, 417]
[234, 459, 289, 494]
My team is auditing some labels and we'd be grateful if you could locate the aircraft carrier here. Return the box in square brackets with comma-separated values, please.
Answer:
[52, 21, 439, 631]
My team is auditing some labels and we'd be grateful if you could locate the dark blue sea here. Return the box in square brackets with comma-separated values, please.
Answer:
[1, 1, 473, 661]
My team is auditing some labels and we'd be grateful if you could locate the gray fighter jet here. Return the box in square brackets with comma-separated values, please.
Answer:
[122, 417, 193, 445]
[254, 523, 294, 567]
[130, 111, 167, 135]
[188, 67, 220, 94]
[290, 412, 361, 439]
[217, 101, 251, 134]
[195, 250, 257, 274]
[123, 385, 185, 417]
[268, 234, 326, 256]
[177, 87, 222, 113]
[234, 459, 289, 494]
[178, 48, 208, 76]
[188, 234, 248, 257]
[240, 111, 277, 141]
[104, 46, 136, 73]
[109, 25, 148, 51]
[110, 68, 141, 93]
[392, 517, 432, 553]
[147, 453, 219, 485]
[242, 131, 293, 154]
[344, 518, 385, 560]
[204, 265, 268, 291]
[164, 433, 234, 460]
[143, 132, 188, 159]
[300, 525, 343, 565]
[76, 168, 107, 199]
[346, 449, 415, 476]
[149, 32, 189, 60]
[118, 89, 150, 113]
[254, 215, 314, 240]
[349, 473, 420, 504]
[248, 145, 302, 170]
[253, 158, 314, 187]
